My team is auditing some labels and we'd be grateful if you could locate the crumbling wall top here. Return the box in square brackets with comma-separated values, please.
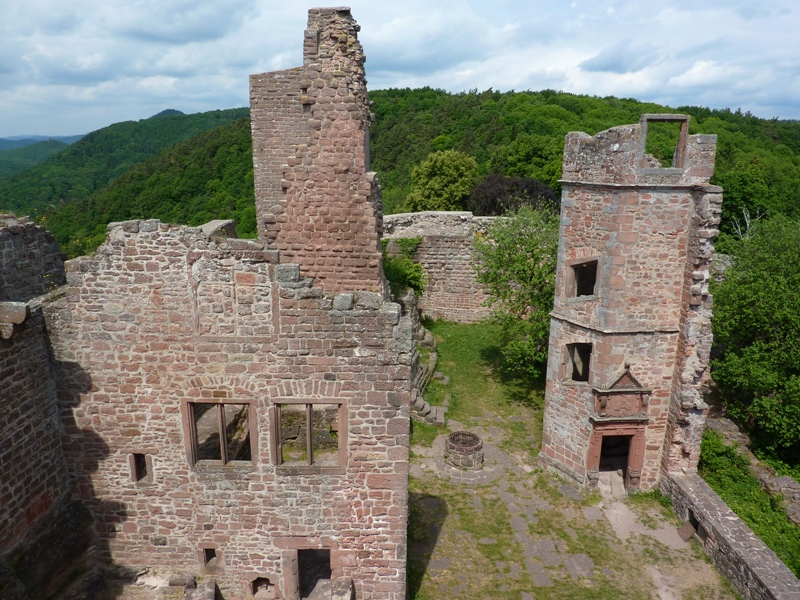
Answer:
[561, 114, 717, 187]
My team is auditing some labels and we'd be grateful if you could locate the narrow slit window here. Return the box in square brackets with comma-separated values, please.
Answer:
[567, 343, 593, 382]
[131, 453, 149, 482]
[203, 548, 217, 566]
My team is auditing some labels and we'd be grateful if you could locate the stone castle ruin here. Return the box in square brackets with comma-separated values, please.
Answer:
[2, 7, 799, 600]
[1, 9, 410, 600]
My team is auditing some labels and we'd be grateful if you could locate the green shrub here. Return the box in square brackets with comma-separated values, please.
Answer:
[699, 430, 800, 576]
[381, 237, 427, 296]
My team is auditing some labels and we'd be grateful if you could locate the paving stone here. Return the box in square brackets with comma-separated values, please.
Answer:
[583, 506, 604, 521]
[564, 554, 595, 579]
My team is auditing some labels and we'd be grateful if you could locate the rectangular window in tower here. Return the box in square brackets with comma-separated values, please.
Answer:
[567, 343, 593, 382]
[571, 260, 598, 297]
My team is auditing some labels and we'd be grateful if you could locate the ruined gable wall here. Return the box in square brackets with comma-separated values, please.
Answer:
[540, 117, 719, 490]
[45, 220, 410, 600]
[0, 215, 65, 302]
[250, 8, 384, 294]
[383, 211, 494, 323]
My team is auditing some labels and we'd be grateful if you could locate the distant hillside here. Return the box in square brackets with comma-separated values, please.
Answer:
[43, 118, 256, 257]
[0, 140, 69, 179]
[150, 109, 185, 118]
[0, 107, 249, 214]
[0, 135, 83, 152]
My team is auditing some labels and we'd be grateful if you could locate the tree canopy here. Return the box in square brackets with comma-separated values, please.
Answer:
[472, 205, 560, 379]
[712, 215, 800, 463]
[404, 150, 478, 212]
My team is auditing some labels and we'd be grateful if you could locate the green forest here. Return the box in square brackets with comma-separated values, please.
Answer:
[0, 107, 248, 215]
[0, 140, 69, 179]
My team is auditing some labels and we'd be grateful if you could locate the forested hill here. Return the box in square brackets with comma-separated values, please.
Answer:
[0, 107, 249, 214]
[42, 118, 256, 258]
[0, 140, 68, 179]
[369, 88, 800, 225]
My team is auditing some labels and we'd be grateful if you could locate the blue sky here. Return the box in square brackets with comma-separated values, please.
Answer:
[1, 0, 798, 137]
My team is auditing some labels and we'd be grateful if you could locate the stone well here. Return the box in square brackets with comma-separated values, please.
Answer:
[444, 431, 484, 471]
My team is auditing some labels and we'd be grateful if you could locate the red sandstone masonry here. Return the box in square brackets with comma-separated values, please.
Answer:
[0, 215, 66, 302]
[250, 8, 385, 295]
[44, 219, 411, 600]
[540, 115, 721, 490]
[382, 211, 494, 323]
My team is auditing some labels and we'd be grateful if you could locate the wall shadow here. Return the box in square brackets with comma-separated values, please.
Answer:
[53, 359, 132, 599]
[407, 492, 448, 600]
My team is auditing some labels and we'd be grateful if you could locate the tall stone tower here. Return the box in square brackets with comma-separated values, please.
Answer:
[539, 115, 721, 491]
[250, 7, 385, 295]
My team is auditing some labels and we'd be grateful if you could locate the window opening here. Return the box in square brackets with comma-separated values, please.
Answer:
[572, 261, 598, 297]
[252, 577, 275, 599]
[640, 115, 689, 169]
[567, 343, 593, 382]
[298, 549, 331, 599]
[203, 548, 217, 567]
[190, 402, 252, 465]
[278, 403, 340, 466]
[132, 453, 149, 482]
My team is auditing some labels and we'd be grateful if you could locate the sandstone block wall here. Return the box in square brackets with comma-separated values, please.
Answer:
[0, 250, 92, 599]
[662, 473, 800, 599]
[0, 215, 65, 302]
[540, 115, 721, 490]
[250, 8, 384, 295]
[44, 219, 411, 600]
[383, 211, 494, 323]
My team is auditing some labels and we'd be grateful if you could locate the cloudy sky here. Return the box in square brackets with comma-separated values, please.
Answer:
[1, 0, 798, 137]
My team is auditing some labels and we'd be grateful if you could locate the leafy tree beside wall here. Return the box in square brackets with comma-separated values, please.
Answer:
[404, 150, 478, 212]
[472, 205, 560, 379]
[712, 215, 800, 464]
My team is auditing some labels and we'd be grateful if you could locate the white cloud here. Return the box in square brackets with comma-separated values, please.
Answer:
[0, 0, 798, 136]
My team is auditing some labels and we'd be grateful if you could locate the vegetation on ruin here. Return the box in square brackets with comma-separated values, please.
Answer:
[0, 140, 69, 179]
[472, 205, 560, 379]
[699, 430, 800, 576]
[711, 215, 800, 466]
[380, 237, 427, 297]
[0, 107, 249, 215]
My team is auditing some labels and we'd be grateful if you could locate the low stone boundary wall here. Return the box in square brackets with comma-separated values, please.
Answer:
[661, 472, 800, 599]
[383, 211, 496, 323]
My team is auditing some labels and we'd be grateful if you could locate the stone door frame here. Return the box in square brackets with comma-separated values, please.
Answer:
[586, 420, 646, 491]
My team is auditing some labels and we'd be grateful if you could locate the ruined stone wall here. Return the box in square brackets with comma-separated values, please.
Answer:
[540, 115, 720, 490]
[662, 473, 800, 599]
[0, 215, 65, 302]
[383, 211, 494, 323]
[250, 8, 384, 295]
[0, 290, 92, 598]
[45, 220, 411, 600]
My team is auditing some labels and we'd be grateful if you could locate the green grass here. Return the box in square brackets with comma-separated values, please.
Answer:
[699, 430, 800, 577]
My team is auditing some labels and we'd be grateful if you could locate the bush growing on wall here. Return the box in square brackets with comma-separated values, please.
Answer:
[404, 150, 478, 212]
[381, 237, 427, 297]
